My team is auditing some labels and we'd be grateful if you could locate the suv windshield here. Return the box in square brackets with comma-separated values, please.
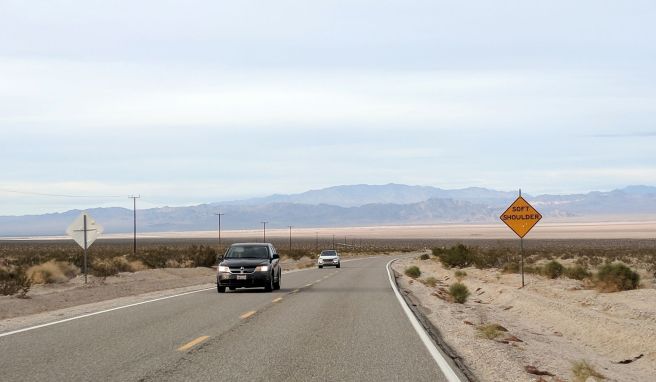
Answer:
[321, 251, 337, 256]
[225, 245, 270, 259]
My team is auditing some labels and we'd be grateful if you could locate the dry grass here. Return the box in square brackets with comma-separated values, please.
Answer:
[421, 276, 438, 287]
[476, 323, 508, 340]
[26, 260, 79, 284]
[571, 360, 605, 382]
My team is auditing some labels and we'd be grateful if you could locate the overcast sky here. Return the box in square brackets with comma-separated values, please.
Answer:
[1, 1, 655, 215]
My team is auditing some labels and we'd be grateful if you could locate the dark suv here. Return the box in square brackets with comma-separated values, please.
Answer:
[216, 243, 282, 293]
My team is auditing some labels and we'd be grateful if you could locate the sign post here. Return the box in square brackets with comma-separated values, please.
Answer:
[500, 189, 542, 287]
[66, 212, 103, 284]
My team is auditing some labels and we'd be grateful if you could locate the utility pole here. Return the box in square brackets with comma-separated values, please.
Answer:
[261, 221, 267, 242]
[214, 212, 225, 247]
[315, 232, 319, 252]
[288, 226, 292, 253]
[128, 195, 140, 255]
[332, 234, 335, 249]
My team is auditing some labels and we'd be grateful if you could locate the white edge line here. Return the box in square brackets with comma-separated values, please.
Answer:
[386, 259, 462, 382]
[0, 287, 215, 338]
[0, 255, 381, 339]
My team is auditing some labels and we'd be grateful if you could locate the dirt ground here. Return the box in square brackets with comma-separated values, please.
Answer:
[393, 255, 656, 382]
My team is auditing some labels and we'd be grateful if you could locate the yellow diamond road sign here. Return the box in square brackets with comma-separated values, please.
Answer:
[500, 196, 542, 238]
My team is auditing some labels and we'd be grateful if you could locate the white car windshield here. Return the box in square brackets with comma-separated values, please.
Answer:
[321, 251, 337, 256]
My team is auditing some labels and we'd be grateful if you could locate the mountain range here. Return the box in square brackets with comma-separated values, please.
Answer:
[1, 184, 655, 236]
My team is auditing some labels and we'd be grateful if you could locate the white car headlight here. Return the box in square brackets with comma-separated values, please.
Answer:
[218, 265, 230, 273]
[318, 258, 323, 263]
[255, 265, 269, 272]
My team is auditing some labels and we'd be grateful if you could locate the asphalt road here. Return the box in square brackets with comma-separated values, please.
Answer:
[0, 256, 450, 381]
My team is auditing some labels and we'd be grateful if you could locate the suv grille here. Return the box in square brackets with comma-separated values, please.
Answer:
[229, 267, 256, 274]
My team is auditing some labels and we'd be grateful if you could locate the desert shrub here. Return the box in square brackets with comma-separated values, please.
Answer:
[419, 253, 430, 260]
[449, 282, 470, 303]
[283, 249, 313, 261]
[404, 266, 421, 279]
[422, 276, 438, 287]
[543, 260, 565, 279]
[434, 244, 474, 268]
[571, 360, 605, 382]
[0, 266, 31, 297]
[27, 260, 79, 284]
[565, 265, 591, 280]
[502, 261, 520, 273]
[523, 265, 543, 274]
[477, 323, 507, 340]
[454, 270, 467, 280]
[596, 263, 640, 292]
[188, 245, 217, 267]
[91, 258, 120, 277]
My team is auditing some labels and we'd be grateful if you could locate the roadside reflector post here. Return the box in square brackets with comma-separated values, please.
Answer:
[500, 189, 542, 288]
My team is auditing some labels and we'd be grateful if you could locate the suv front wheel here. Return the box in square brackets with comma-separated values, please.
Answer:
[264, 273, 274, 292]
[273, 271, 281, 290]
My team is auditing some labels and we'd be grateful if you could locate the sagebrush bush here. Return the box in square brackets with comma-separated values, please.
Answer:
[422, 276, 438, 287]
[596, 263, 640, 292]
[0, 266, 31, 297]
[419, 253, 430, 260]
[404, 266, 421, 278]
[454, 270, 467, 279]
[543, 260, 565, 279]
[449, 282, 470, 303]
[281, 249, 314, 261]
[91, 258, 120, 278]
[433, 244, 474, 268]
[565, 265, 591, 280]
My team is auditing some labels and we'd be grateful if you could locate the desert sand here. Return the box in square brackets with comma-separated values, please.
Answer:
[6, 220, 656, 241]
[393, 255, 656, 382]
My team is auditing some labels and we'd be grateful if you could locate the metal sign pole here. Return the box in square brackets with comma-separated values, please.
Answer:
[518, 188, 524, 288]
[520, 237, 525, 288]
[83, 214, 88, 284]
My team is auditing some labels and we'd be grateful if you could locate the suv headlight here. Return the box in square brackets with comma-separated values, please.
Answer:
[218, 265, 230, 273]
[255, 265, 269, 272]
[318, 258, 323, 263]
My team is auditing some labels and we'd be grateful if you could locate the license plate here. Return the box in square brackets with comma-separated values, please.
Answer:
[236, 275, 247, 280]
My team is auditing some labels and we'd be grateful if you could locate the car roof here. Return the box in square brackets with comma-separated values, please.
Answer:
[230, 243, 272, 247]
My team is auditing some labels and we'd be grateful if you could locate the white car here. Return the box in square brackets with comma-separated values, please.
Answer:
[317, 250, 340, 268]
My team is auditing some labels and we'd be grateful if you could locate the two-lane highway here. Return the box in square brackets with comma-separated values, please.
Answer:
[0, 256, 452, 381]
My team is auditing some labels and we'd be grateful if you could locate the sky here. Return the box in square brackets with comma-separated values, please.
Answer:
[1, 0, 655, 215]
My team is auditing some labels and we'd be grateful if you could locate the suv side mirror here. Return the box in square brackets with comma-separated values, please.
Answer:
[272, 253, 279, 260]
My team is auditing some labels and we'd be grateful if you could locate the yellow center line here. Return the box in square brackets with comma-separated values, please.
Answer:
[292, 288, 300, 293]
[305, 283, 313, 287]
[240, 310, 257, 319]
[315, 279, 322, 283]
[177, 336, 209, 352]
[272, 297, 283, 303]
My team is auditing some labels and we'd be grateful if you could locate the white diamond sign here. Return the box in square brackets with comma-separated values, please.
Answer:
[66, 212, 103, 249]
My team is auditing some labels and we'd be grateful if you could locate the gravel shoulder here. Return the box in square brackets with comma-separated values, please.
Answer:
[393, 254, 656, 382]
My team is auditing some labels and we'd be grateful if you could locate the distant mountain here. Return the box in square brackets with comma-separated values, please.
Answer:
[220, 183, 518, 207]
[0, 184, 655, 236]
